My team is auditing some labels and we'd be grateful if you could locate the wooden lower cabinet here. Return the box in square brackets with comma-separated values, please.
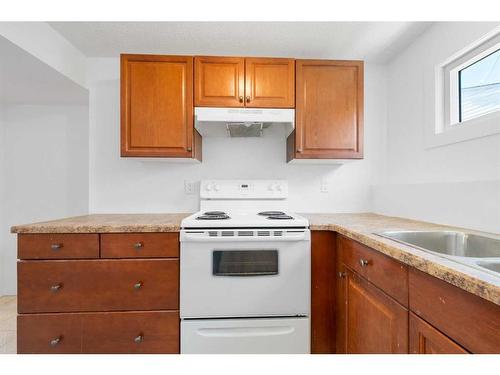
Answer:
[409, 313, 468, 354]
[339, 268, 408, 353]
[18, 311, 179, 354]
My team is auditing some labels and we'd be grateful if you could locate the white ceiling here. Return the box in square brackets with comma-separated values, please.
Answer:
[0, 36, 88, 105]
[49, 22, 433, 63]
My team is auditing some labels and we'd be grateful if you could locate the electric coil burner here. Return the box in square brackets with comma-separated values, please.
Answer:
[180, 180, 311, 354]
[195, 211, 230, 220]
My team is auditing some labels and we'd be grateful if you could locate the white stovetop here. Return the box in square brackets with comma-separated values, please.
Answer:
[181, 211, 309, 229]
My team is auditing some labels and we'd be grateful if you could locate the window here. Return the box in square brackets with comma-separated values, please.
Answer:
[459, 48, 500, 122]
[430, 28, 500, 148]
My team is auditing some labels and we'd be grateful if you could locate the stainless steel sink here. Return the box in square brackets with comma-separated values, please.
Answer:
[376, 231, 500, 258]
[477, 262, 500, 273]
[375, 230, 500, 276]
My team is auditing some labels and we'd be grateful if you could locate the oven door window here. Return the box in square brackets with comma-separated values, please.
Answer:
[213, 250, 278, 276]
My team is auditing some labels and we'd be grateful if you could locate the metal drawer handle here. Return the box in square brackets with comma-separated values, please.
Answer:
[51, 243, 63, 250]
[133, 242, 143, 249]
[134, 281, 143, 290]
[338, 272, 346, 278]
[359, 259, 370, 267]
[50, 283, 63, 292]
[50, 336, 62, 347]
[134, 334, 144, 344]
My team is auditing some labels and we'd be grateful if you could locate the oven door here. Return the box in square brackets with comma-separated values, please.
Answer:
[180, 229, 310, 318]
[181, 317, 310, 354]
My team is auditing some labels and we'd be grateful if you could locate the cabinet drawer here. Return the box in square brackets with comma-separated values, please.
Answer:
[409, 268, 500, 353]
[101, 233, 179, 258]
[338, 235, 408, 306]
[18, 234, 99, 260]
[18, 311, 179, 354]
[18, 259, 179, 313]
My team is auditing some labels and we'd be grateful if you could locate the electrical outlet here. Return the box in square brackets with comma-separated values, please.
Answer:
[320, 179, 329, 193]
[184, 180, 195, 195]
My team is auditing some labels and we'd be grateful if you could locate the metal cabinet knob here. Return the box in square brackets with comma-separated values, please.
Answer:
[50, 336, 62, 347]
[134, 281, 143, 290]
[359, 259, 370, 267]
[246, 96, 250, 103]
[133, 242, 143, 249]
[297, 149, 303, 153]
[134, 334, 144, 344]
[51, 243, 63, 250]
[187, 147, 192, 152]
[50, 283, 62, 292]
[338, 272, 346, 278]
[239, 96, 243, 103]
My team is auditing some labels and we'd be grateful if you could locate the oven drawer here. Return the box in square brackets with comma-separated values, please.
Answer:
[18, 259, 179, 313]
[181, 317, 310, 354]
[18, 311, 179, 354]
[101, 233, 179, 258]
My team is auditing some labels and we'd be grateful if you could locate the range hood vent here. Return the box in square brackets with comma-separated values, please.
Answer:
[194, 107, 295, 137]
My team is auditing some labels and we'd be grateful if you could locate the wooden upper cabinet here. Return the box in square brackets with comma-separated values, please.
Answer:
[245, 58, 295, 108]
[121, 54, 200, 159]
[194, 56, 294, 108]
[195, 56, 245, 107]
[290, 59, 364, 161]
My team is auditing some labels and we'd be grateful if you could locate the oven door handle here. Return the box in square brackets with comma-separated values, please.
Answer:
[196, 326, 295, 338]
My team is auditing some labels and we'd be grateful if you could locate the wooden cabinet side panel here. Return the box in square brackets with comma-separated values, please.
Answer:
[311, 231, 336, 353]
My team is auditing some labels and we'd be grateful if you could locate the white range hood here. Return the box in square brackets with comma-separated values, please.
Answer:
[194, 107, 295, 137]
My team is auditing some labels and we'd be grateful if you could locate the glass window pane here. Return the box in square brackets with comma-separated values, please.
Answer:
[459, 48, 500, 122]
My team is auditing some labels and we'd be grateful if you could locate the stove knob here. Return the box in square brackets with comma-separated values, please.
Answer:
[205, 184, 212, 191]
[276, 184, 282, 191]
[214, 184, 220, 191]
[268, 184, 275, 191]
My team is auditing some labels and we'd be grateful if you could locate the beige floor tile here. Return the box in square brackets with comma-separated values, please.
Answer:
[0, 314, 16, 331]
[0, 296, 16, 311]
[0, 331, 16, 354]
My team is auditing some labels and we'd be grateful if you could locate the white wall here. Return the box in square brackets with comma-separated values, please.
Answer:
[88, 58, 387, 214]
[0, 105, 89, 295]
[373, 22, 500, 233]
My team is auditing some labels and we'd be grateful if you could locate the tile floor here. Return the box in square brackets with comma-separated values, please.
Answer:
[0, 296, 16, 354]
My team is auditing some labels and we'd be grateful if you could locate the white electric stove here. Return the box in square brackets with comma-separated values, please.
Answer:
[180, 180, 311, 354]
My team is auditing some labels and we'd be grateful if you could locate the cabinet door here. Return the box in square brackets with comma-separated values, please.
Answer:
[195, 56, 245, 107]
[244, 58, 295, 108]
[293, 60, 363, 159]
[344, 268, 408, 353]
[409, 313, 468, 354]
[121, 54, 195, 158]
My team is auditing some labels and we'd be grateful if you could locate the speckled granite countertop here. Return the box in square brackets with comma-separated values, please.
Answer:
[303, 213, 500, 305]
[11, 212, 500, 305]
[11, 214, 190, 233]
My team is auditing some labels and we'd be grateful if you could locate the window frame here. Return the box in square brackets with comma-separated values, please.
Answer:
[429, 27, 500, 148]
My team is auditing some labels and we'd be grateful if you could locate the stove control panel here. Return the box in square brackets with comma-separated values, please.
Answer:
[200, 180, 288, 200]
